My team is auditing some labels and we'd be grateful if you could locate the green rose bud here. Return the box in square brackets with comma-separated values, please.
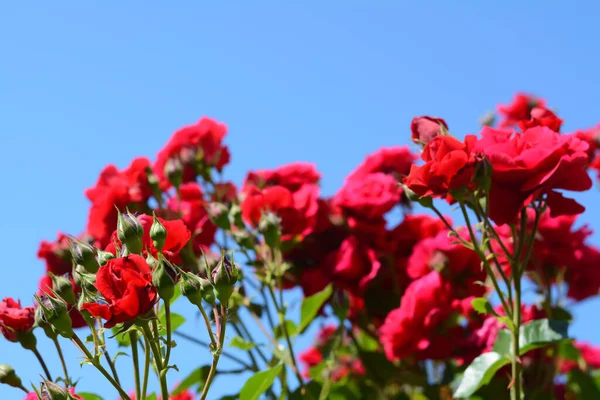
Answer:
[34, 305, 57, 340]
[181, 275, 215, 307]
[164, 158, 183, 188]
[35, 295, 73, 339]
[41, 380, 75, 400]
[208, 202, 231, 230]
[0, 364, 23, 389]
[49, 273, 76, 305]
[149, 214, 167, 252]
[97, 250, 115, 266]
[117, 210, 144, 255]
[258, 211, 281, 249]
[211, 256, 239, 305]
[68, 238, 98, 273]
[152, 259, 178, 301]
[73, 265, 96, 292]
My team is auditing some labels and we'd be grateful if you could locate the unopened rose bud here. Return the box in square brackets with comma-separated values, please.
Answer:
[165, 158, 183, 188]
[73, 265, 96, 292]
[149, 214, 168, 252]
[35, 306, 57, 340]
[401, 184, 433, 208]
[35, 295, 73, 339]
[231, 230, 255, 250]
[228, 204, 245, 229]
[258, 212, 281, 249]
[49, 273, 76, 305]
[97, 250, 115, 266]
[211, 256, 239, 305]
[152, 259, 178, 301]
[0, 364, 23, 389]
[41, 381, 73, 400]
[117, 210, 144, 255]
[479, 111, 495, 127]
[411, 116, 448, 145]
[181, 275, 215, 307]
[208, 202, 231, 230]
[68, 239, 98, 273]
[146, 166, 163, 203]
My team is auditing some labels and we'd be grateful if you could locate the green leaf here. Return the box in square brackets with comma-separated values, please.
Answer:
[519, 319, 569, 355]
[558, 340, 581, 361]
[240, 364, 283, 400]
[157, 312, 186, 336]
[274, 320, 298, 339]
[230, 336, 256, 351]
[492, 329, 512, 356]
[568, 369, 600, 399]
[78, 393, 104, 400]
[453, 352, 510, 398]
[297, 284, 332, 334]
[172, 365, 211, 395]
[146, 394, 157, 400]
[471, 297, 497, 317]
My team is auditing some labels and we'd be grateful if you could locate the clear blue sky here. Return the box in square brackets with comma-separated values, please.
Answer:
[2, 2, 600, 399]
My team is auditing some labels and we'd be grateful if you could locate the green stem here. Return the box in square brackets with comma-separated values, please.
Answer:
[198, 304, 217, 347]
[52, 337, 70, 386]
[200, 305, 228, 400]
[31, 346, 52, 381]
[142, 334, 151, 399]
[72, 334, 130, 400]
[164, 302, 173, 367]
[237, 319, 269, 364]
[459, 202, 512, 318]
[173, 330, 254, 369]
[18, 384, 29, 394]
[268, 285, 305, 393]
[143, 323, 169, 400]
[130, 331, 141, 400]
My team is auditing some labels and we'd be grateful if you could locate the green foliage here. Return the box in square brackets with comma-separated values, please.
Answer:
[172, 365, 212, 395]
[239, 364, 283, 400]
[297, 284, 332, 335]
[229, 335, 256, 351]
[77, 394, 103, 400]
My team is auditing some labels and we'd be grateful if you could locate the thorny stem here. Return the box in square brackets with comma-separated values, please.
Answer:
[200, 305, 228, 400]
[31, 346, 52, 382]
[72, 334, 130, 400]
[52, 337, 71, 386]
[164, 302, 173, 367]
[144, 323, 169, 400]
[173, 330, 254, 370]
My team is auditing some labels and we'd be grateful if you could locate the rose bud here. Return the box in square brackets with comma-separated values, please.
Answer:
[208, 202, 231, 230]
[0, 364, 23, 389]
[149, 214, 168, 252]
[211, 256, 239, 305]
[41, 381, 74, 400]
[152, 259, 178, 301]
[73, 265, 96, 293]
[96, 250, 115, 267]
[146, 166, 163, 202]
[228, 204, 245, 229]
[231, 230, 255, 250]
[164, 157, 183, 188]
[49, 273, 76, 305]
[181, 275, 215, 307]
[117, 210, 144, 255]
[258, 212, 281, 249]
[35, 294, 73, 339]
[68, 238, 98, 273]
[411, 116, 448, 145]
[35, 305, 57, 340]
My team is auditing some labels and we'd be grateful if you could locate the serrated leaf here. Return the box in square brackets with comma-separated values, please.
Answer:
[230, 336, 256, 351]
[240, 364, 283, 400]
[78, 393, 103, 400]
[172, 365, 211, 395]
[274, 320, 298, 339]
[519, 319, 569, 355]
[297, 284, 332, 334]
[492, 329, 512, 356]
[471, 297, 497, 317]
[453, 352, 510, 398]
[157, 312, 186, 336]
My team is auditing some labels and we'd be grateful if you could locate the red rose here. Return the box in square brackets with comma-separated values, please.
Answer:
[168, 390, 195, 400]
[574, 124, 600, 162]
[379, 271, 455, 361]
[497, 93, 546, 128]
[517, 107, 563, 132]
[329, 237, 381, 293]
[299, 347, 323, 377]
[334, 172, 401, 220]
[411, 116, 449, 144]
[386, 214, 449, 257]
[475, 126, 592, 225]
[244, 162, 320, 192]
[404, 135, 477, 198]
[212, 182, 238, 203]
[0, 298, 35, 342]
[37, 233, 72, 275]
[39, 275, 87, 329]
[345, 146, 417, 182]
[154, 117, 230, 189]
[407, 231, 480, 280]
[565, 245, 600, 301]
[81, 255, 157, 328]
[85, 157, 152, 247]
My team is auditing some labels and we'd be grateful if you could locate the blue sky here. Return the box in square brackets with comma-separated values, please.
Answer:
[2, 2, 600, 398]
